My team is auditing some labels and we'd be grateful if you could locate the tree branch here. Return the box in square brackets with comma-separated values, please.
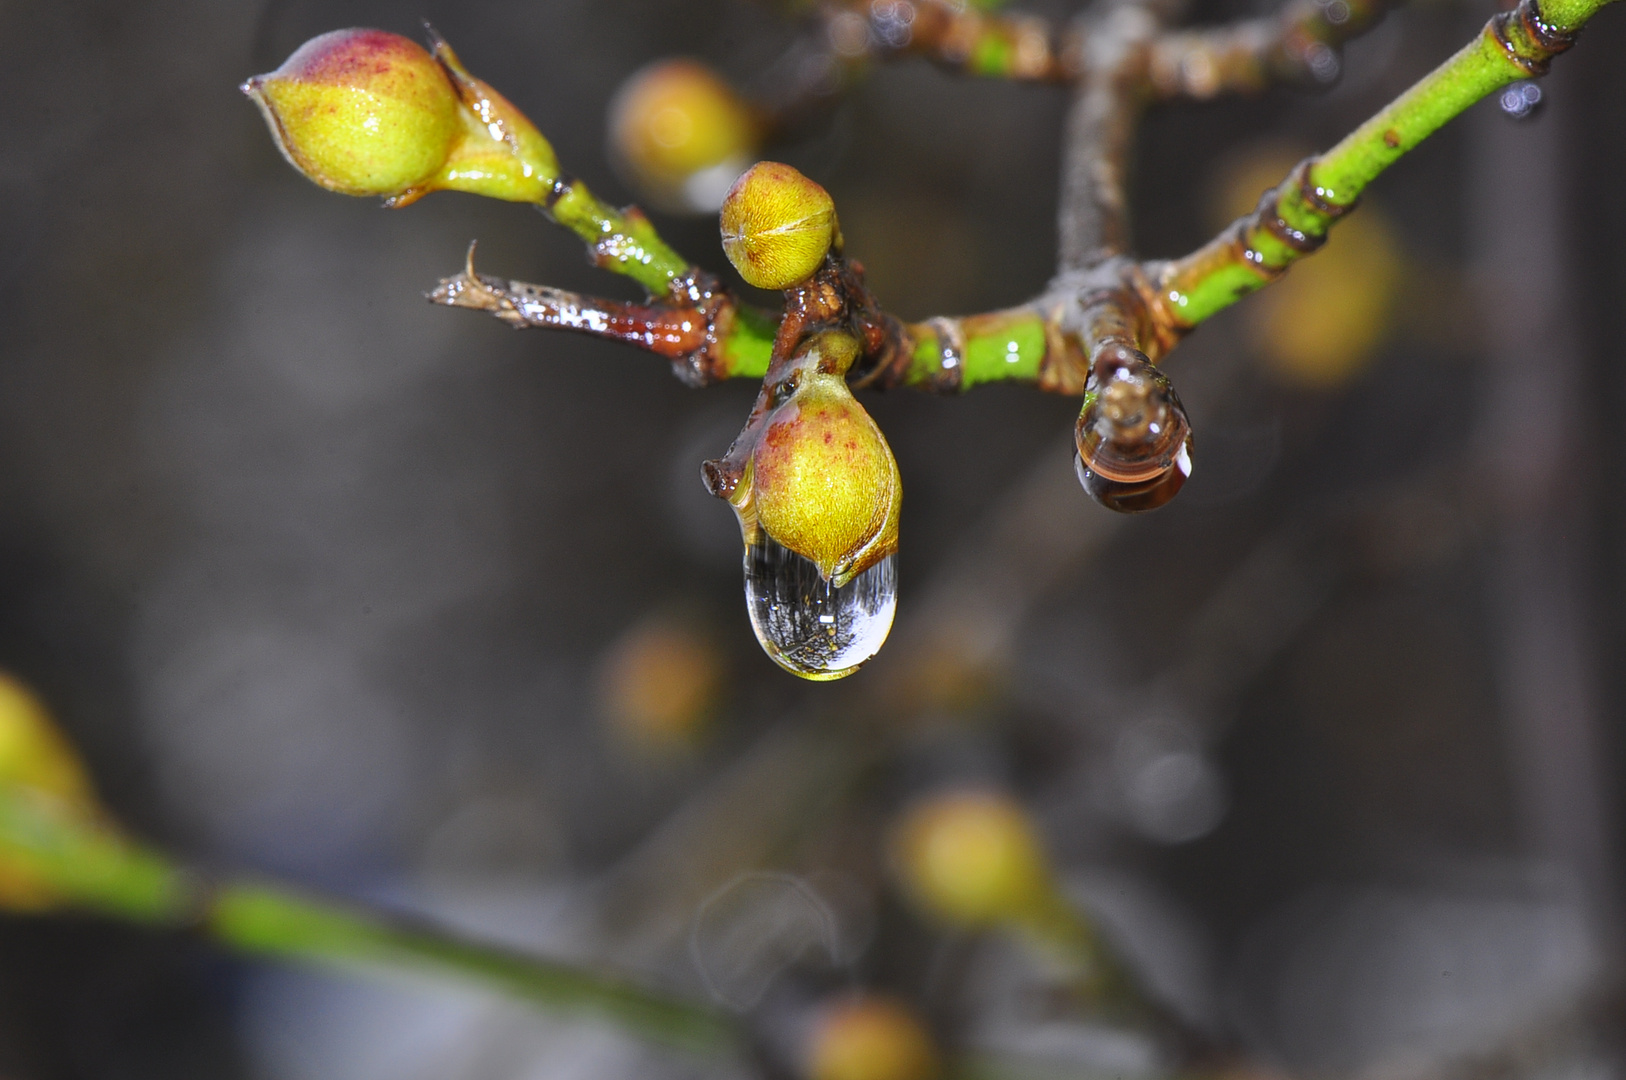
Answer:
[1146, 0, 1387, 100]
[431, 245, 773, 384]
[825, 0, 1080, 82]
[422, 31, 696, 296]
[1057, 64, 1143, 270]
[433, 0, 1614, 408]
[1154, 0, 1609, 331]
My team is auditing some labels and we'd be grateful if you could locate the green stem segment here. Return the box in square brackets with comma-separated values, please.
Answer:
[0, 793, 736, 1056]
[902, 311, 1053, 389]
[1158, 0, 1611, 329]
[692, 307, 1073, 390]
[540, 187, 692, 295]
[428, 34, 692, 295]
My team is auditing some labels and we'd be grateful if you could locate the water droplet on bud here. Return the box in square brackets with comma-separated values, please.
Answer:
[1075, 348, 1194, 513]
[744, 533, 896, 680]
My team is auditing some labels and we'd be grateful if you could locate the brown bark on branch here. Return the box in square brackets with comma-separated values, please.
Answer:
[1146, 0, 1388, 99]
[430, 245, 744, 387]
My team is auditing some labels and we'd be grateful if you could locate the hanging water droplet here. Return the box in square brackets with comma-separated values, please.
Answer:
[744, 532, 896, 680]
[1075, 442, 1192, 513]
[1075, 347, 1194, 513]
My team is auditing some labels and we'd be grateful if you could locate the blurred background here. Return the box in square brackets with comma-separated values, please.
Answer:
[1, 0, 1624, 1076]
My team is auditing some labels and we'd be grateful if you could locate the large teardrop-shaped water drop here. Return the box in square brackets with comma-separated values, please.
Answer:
[1075, 347, 1194, 513]
[744, 532, 897, 681]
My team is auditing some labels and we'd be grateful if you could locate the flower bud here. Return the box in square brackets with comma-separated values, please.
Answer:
[243, 29, 463, 198]
[609, 59, 759, 213]
[741, 333, 900, 585]
[596, 614, 724, 747]
[0, 673, 102, 910]
[245, 29, 561, 206]
[720, 162, 837, 290]
[0, 674, 96, 812]
[892, 790, 1050, 928]
[807, 996, 940, 1080]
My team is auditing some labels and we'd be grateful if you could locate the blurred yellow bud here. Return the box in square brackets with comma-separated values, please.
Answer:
[0, 674, 96, 812]
[892, 790, 1050, 928]
[609, 59, 759, 213]
[0, 674, 102, 910]
[743, 333, 900, 586]
[1251, 214, 1402, 387]
[596, 615, 725, 747]
[720, 162, 837, 290]
[808, 996, 940, 1080]
[243, 29, 463, 198]
[1211, 144, 1402, 388]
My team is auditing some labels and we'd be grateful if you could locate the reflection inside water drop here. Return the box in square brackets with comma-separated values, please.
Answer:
[744, 533, 897, 680]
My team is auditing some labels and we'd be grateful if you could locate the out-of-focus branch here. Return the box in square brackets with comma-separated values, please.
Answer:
[1146, 0, 1387, 100]
[0, 791, 740, 1056]
[821, 0, 1080, 82]
[1056, 4, 1154, 272]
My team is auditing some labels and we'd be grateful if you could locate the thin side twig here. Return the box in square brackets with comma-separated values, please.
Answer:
[1146, 0, 1388, 100]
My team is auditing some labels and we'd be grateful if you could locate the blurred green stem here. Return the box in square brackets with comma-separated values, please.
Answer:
[0, 791, 738, 1056]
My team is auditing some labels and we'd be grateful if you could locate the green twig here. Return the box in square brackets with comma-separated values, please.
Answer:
[0, 792, 738, 1056]
[432, 0, 1612, 397]
[1156, 0, 1613, 329]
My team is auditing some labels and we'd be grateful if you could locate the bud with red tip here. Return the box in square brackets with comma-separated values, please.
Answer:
[244, 28, 560, 206]
[244, 29, 462, 198]
[718, 331, 901, 587]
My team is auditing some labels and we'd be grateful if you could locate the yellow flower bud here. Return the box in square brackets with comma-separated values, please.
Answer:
[596, 614, 725, 747]
[0, 674, 96, 811]
[892, 790, 1050, 928]
[808, 996, 940, 1080]
[0, 673, 102, 910]
[720, 162, 837, 290]
[243, 29, 463, 198]
[609, 59, 759, 213]
[246, 29, 561, 206]
[742, 333, 900, 585]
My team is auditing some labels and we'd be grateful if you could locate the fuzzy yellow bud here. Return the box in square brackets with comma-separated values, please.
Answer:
[0, 674, 102, 910]
[244, 29, 463, 198]
[609, 60, 759, 212]
[596, 615, 724, 747]
[808, 996, 940, 1080]
[0, 675, 96, 812]
[720, 162, 837, 290]
[743, 333, 900, 585]
[892, 790, 1050, 928]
